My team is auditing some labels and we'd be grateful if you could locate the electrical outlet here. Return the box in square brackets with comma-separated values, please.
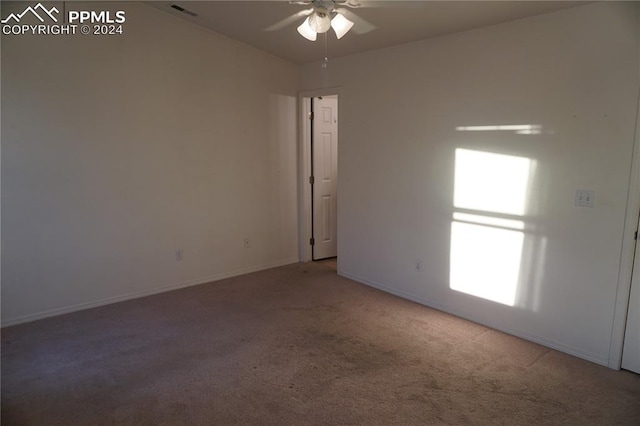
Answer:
[575, 190, 595, 208]
[175, 249, 183, 261]
[243, 238, 251, 249]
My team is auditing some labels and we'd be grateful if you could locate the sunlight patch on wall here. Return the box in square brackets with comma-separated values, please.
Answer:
[450, 149, 532, 307]
[454, 149, 531, 216]
[450, 222, 524, 306]
[456, 124, 543, 135]
[453, 212, 525, 230]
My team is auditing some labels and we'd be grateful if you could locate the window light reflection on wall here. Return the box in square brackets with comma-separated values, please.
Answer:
[450, 148, 533, 307]
[456, 124, 543, 135]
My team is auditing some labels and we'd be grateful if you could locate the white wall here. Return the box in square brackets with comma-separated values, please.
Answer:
[300, 2, 639, 366]
[1, 2, 299, 325]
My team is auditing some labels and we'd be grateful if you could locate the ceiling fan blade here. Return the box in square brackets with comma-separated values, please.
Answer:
[335, 8, 377, 34]
[264, 8, 313, 32]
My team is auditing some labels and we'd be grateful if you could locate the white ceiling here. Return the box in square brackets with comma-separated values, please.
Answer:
[147, 1, 588, 64]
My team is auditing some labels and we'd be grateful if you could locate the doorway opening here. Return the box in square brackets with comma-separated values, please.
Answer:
[298, 91, 339, 265]
[621, 209, 640, 374]
[311, 95, 338, 261]
[610, 88, 640, 371]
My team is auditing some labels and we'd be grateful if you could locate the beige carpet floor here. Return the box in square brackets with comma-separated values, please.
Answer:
[2, 261, 639, 425]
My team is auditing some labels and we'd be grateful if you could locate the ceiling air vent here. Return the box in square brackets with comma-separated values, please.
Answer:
[170, 4, 197, 17]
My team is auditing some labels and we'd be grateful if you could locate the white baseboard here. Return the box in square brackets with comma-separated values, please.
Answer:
[338, 268, 610, 368]
[2, 258, 299, 328]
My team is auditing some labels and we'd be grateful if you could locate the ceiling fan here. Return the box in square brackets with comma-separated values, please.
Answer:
[266, 0, 382, 41]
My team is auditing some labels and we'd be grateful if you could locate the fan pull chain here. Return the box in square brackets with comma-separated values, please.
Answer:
[322, 31, 328, 69]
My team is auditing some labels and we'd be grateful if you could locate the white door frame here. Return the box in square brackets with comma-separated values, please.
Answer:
[609, 88, 640, 369]
[298, 87, 341, 262]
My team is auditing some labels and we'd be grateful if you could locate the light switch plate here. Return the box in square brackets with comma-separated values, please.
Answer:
[575, 190, 595, 207]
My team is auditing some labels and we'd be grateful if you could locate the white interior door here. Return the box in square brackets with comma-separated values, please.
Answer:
[622, 223, 640, 374]
[312, 96, 338, 260]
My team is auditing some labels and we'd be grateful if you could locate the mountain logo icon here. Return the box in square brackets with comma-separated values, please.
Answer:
[1, 3, 59, 24]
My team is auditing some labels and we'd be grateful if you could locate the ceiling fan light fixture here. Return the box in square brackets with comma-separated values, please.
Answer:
[309, 12, 331, 34]
[297, 17, 317, 41]
[331, 13, 354, 39]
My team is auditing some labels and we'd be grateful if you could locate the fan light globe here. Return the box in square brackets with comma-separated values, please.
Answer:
[297, 17, 317, 41]
[331, 13, 354, 39]
[309, 12, 331, 33]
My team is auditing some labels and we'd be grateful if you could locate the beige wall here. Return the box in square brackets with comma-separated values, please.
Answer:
[300, 2, 639, 366]
[1, 2, 300, 324]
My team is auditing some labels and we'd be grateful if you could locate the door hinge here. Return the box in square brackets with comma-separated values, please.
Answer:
[309, 176, 315, 185]
[635, 231, 638, 240]
[308, 111, 314, 120]
[310, 238, 315, 246]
